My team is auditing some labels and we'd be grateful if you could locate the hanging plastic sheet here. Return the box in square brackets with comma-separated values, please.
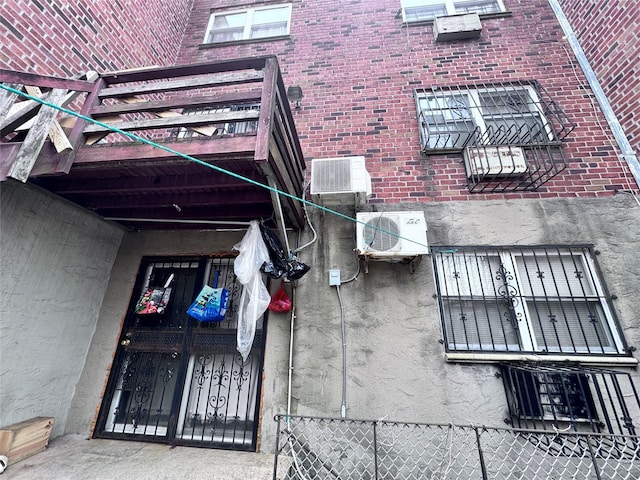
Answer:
[233, 220, 271, 361]
[259, 223, 310, 281]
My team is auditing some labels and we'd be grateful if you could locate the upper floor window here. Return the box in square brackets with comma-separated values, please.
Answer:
[204, 4, 292, 44]
[432, 246, 627, 356]
[402, 0, 505, 22]
[416, 84, 555, 151]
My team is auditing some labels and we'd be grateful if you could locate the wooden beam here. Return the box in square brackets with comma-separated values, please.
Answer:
[65, 136, 257, 165]
[255, 58, 278, 164]
[98, 70, 264, 99]
[67, 189, 270, 210]
[56, 78, 104, 173]
[100, 56, 271, 84]
[0, 143, 21, 181]
[89, 90, 262, 116]
[44, 171, 263, 195]
[7, 88, 68, 182]
[82, 109, 260, 134]
[25, 86, 72, 154]
[0, 69, 94, 92]
[0, 83, 21, 120]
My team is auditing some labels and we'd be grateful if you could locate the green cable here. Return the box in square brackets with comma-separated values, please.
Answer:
[0, 83, 429, 250]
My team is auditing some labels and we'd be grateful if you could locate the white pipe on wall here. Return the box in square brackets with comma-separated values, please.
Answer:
[547, 0, 640, 190]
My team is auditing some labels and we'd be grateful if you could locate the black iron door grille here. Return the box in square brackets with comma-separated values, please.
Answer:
[95, 256, 267, 451]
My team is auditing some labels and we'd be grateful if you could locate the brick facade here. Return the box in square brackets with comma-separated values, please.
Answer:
[0, 0, 193, 76]
[1, 0, 636, 201]
[559, 0, 640, 159]
[177, 0, 636, 202]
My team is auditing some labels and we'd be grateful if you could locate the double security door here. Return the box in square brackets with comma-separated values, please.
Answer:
[95, 256, 266, 450]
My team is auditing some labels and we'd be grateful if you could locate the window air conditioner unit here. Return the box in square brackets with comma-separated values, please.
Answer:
[311, 156, 372, 206]
[356, 211, 429, 260]
[464, 146, 528, 177]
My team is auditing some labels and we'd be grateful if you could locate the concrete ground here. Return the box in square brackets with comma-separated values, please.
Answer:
[1, 434, 276, 480]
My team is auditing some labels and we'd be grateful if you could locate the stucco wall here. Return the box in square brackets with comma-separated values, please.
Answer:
[0, 181, 123, 437]
[70, 194, 640, 452]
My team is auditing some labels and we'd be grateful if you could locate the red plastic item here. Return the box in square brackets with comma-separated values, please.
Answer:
[268, 281, 292, 313]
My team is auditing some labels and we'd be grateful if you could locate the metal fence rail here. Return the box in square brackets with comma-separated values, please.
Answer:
[273, 415, 640, 480]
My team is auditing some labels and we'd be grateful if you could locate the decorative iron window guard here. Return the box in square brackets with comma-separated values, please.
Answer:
[416, 80, 575, 192]
[501, 363, 640, 436]
[431, 245, 628, 356]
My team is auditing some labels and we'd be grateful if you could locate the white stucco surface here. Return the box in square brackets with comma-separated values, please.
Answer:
[0, 181, 124, 437]
[66, 195, 640, 453]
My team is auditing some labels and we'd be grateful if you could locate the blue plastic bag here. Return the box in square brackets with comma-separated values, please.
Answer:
[186, 271, 229, 322]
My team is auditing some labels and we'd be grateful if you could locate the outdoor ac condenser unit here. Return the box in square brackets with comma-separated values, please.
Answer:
[356, 211, 429, 260]
[464, 146, 528, 177]
[311, 156, 372, 206]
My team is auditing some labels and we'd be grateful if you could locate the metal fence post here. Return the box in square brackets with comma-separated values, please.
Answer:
[586, 434, 602, 480]
[475, 427, 489, 480]
[373, 421, 379, 480]
[273, 415, 282, 480]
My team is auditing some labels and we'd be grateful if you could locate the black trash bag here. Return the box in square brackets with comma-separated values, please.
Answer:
[259, 223, 311, 281]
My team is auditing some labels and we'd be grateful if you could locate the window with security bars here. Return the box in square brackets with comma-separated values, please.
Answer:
[416, 82, 575, 192]
[431, 246, 627, 355]
[402, 0, 505, 23]
[501, 363, 640, 435]
[204, 4, 291, 44]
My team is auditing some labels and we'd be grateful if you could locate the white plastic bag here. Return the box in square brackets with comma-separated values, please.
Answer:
[233, 220, 270, 284]
[234, 221, 271, 361]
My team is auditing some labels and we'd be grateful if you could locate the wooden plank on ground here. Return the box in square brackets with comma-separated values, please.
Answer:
[7, 88, 68, 182]
[0, 417, 54, 465]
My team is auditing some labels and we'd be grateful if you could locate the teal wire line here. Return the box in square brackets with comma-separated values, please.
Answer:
[0, 83, 429, 249]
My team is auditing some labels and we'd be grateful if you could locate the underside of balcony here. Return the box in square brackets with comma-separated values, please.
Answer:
[0, 56, 305, 231]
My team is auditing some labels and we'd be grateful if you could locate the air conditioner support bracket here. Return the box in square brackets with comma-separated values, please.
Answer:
[409, 255, 423, 274]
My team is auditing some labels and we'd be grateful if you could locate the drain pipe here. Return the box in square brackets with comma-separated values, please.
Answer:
[547, 0, 640, 190]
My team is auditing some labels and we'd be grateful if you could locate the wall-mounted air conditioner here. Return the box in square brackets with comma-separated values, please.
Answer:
[433, 13, 482, 42]
[464, 146, 528, 177]
[356, 211, 429, 260]
[311, 156, 372, 206]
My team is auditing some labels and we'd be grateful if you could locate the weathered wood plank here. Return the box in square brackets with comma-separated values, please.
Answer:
[74, 136, 257, 165]
[255, 58, 277, 163]
[89, 90, 262, 116]
[0, 417, 54, 464]
[0, 69, 94, 92]
[56, 78, 104, 172]
[0, 143, 21, 181]
[98, 70, 264, 99]
[2, 74, 98, 137]
[0, 99, 39, 137]
[7, 88, 68, 182]
[83, 109, 260, 134]
[100, 56, 269, 85]
[25, 86, 72, 154]
[0, 83, 21, 120]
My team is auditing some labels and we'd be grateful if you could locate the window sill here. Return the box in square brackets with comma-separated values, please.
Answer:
[199, 35, 291, 49]
[445, 352, 638, 367]
[403, 11, 512, 27]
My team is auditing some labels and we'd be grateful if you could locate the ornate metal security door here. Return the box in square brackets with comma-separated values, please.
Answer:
[95, 257, 267, 451]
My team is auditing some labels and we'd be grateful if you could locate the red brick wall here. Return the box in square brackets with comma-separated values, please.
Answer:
[0, 0, 193, 75]
[559, 0, 639, 161]
[177, 0, 636, 202]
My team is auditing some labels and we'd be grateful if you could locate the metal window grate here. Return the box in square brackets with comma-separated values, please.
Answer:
[416, 81, 575, 193]
[431, 246, 627, 356]
[501, 363, 640, 436]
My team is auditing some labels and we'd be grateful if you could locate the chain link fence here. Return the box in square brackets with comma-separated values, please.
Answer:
[273, 415, 640, 480]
